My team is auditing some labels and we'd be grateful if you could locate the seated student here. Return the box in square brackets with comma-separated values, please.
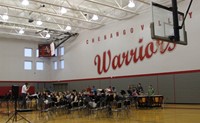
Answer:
[112, 87, 117, 93]
[132, 88, 138, 97]
[148, 85, 155, 96]
[86, 86, 92, 94]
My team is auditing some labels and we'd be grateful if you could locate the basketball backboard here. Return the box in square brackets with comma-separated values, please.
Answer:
[150, 2, 187, 45]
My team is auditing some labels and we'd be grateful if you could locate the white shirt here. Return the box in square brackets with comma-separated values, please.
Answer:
[21, 84, 29, 94]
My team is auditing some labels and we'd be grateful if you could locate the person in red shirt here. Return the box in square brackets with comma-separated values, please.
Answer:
[86, 86, 92, 94]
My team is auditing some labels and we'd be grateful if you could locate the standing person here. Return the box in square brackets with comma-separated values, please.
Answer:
[137, 83, 144, 95]
[148, 85, 155, 96]
[92, 86, 97, 95]
[21, 83, 30, 109]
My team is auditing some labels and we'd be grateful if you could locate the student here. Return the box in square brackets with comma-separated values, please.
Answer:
[148, 85, 155, 96]
[137, 83, 144, 95]
[112, 86, 117, 93]
[132, 89, 138, 97]
[86, 86, 92, 94]
[92, 86, 97, 95]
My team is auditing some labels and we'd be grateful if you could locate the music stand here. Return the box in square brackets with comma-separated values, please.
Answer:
[5, 92, 12, 116]
[0, 91, 12, 116]
[6, 85, 31, 123]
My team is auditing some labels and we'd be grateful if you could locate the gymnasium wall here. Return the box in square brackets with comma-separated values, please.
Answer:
[50, 0, 200, 81]
[0, 0, 199, 103]
[0, 38, 51, 81]
[66, 72, 200, 103]
[50, 0, 200, 103]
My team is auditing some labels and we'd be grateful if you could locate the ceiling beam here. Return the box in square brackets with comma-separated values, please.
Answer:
[84, 0, 138, 15]
[0, 13, 92, 30]
[136, 0, 151, 5]
[0, 3, 104, 26]
[0, 30, 45, 41]
[29, 0, 129, 20]
[0, 20, 70, 34]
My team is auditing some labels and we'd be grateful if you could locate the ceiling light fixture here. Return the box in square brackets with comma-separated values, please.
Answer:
[60, 7, 67, 14]
[128, 0, 135, 8]
[36, 20, 43, 26]
[22, 0, 29, 6]
[2, 14, 9, 21]
[92, 14, 98, 21]
[65, 25, 72, 31]
[45, 33, 50, 38]
[19, 29, 25, 34]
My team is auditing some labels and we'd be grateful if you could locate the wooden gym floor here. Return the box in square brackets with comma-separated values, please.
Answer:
[0, 104, 200, 123]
